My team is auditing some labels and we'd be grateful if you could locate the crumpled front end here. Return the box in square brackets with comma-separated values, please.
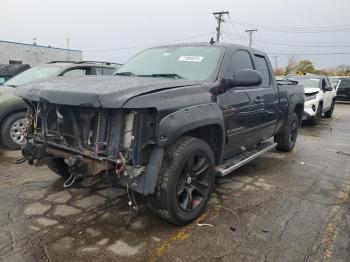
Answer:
[303, 89, 322, 120]
[22, 100, 159, 191]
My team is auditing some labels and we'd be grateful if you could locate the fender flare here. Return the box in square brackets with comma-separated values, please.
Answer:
[288, 93, 304, 121]
[158, 103, 225, 147]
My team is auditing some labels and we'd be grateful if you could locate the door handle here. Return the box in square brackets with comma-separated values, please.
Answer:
[254, 96, 264, 103]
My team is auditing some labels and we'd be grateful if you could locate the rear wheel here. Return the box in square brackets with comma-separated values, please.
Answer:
[0, 112, 26, 150]
[275, 112, 299, 152]
[147, 136, 215, 225]
[324, 100, 335, 118]
[310, 103, 322, 125]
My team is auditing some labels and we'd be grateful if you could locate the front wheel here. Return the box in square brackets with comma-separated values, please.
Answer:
[0, 112, 26, 150]
[275, 112, 299, 152]
[147, 136, 216, 225]
[310, 103, 322, 125]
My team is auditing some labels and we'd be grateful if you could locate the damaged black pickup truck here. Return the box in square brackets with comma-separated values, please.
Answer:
[16, 43, 304, 225]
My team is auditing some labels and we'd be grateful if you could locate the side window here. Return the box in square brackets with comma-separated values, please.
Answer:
[230, 50, 253, 73]
[102, 68, 116, 75]
[9, 60, 22, 64]
[254, 55, 270, 86]
[339, 79, 350, 88]
[95, 68, 103, 75]
[63, 68, 88, 76]
[325, 78, 332, 87]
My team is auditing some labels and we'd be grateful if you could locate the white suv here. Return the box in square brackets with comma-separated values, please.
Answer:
[285, 75, 336, 125]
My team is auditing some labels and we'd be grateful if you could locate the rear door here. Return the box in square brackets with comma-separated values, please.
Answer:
[218, 49, 265, 159]
[252, 54, 279, 139]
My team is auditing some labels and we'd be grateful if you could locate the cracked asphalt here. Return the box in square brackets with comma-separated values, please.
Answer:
[1, 102, 350, 262]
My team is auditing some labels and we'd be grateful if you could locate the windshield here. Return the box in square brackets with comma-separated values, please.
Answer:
[5, 65, 62, 86]
[115, 46, 223, 81]
[286, 77, 320, 88]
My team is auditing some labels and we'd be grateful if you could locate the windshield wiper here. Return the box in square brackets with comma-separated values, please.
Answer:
[5, 84, 16, 87]
[114, 72, 137, 77]
[139, 73, 185, 79]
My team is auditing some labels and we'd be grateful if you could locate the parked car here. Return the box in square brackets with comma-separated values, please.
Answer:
[17, 43, 304, 225]
[285, 75, 336, 125]
[0, 64, 31, 85]
[330, 76, 350, 101]
[0, 61, 121, 149]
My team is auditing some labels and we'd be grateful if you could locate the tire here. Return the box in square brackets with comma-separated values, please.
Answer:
[46, 158, 70, 178]
[310, 103, 322, 125]
[324, 100, 335, 118]
[147, 136, 216, 225]
[0, 112, 26, 150]
[274, 112, 299, 152]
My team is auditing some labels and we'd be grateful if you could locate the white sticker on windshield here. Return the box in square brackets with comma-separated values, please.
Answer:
[178, 56, 204, 62]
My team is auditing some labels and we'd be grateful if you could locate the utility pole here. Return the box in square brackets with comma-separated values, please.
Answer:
[272, 55, 279, 69]
[245, 29, 257, 47]
[213, 11, 229, 42]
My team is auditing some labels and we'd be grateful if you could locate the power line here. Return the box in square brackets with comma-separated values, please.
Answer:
[267, 51, 350, 56]
[225, 22, 350, 47]
[228, 19, 350, 33]
[252, 39, 350, 48]
[84, 32, 215, 52]
[227, 15, 246, 39]
[223, 24, 242, 40]
[220, 30, 350, 56]
[255, 31, 272, 54]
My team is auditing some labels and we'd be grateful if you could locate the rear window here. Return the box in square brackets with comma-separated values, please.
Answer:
[254, 55, 270, 86]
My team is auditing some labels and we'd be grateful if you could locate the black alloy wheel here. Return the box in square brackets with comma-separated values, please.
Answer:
[176, 154, 211, 212]
[289, 116, 298, 149]
[147, 136, 215, 225]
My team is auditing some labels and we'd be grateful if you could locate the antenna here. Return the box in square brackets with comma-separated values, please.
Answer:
[66, 37, 70, 60]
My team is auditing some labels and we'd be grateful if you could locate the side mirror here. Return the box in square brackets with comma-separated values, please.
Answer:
[229, 69, 262, 88]
[323, 86, 333, 92]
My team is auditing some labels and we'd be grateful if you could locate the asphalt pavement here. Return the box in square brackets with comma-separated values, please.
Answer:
[0, 103, 349, 262]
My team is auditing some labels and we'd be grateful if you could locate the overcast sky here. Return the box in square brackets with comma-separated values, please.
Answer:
[2, 0, 350, 68]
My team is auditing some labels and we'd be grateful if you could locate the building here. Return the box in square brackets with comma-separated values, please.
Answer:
[0, 40, 82, 66]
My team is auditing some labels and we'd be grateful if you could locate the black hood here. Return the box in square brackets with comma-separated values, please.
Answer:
[15, 75, 201, 108]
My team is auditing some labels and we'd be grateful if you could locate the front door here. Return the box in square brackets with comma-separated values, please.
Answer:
[218, 49, 265, 159]
[322, 77, 334, 111]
